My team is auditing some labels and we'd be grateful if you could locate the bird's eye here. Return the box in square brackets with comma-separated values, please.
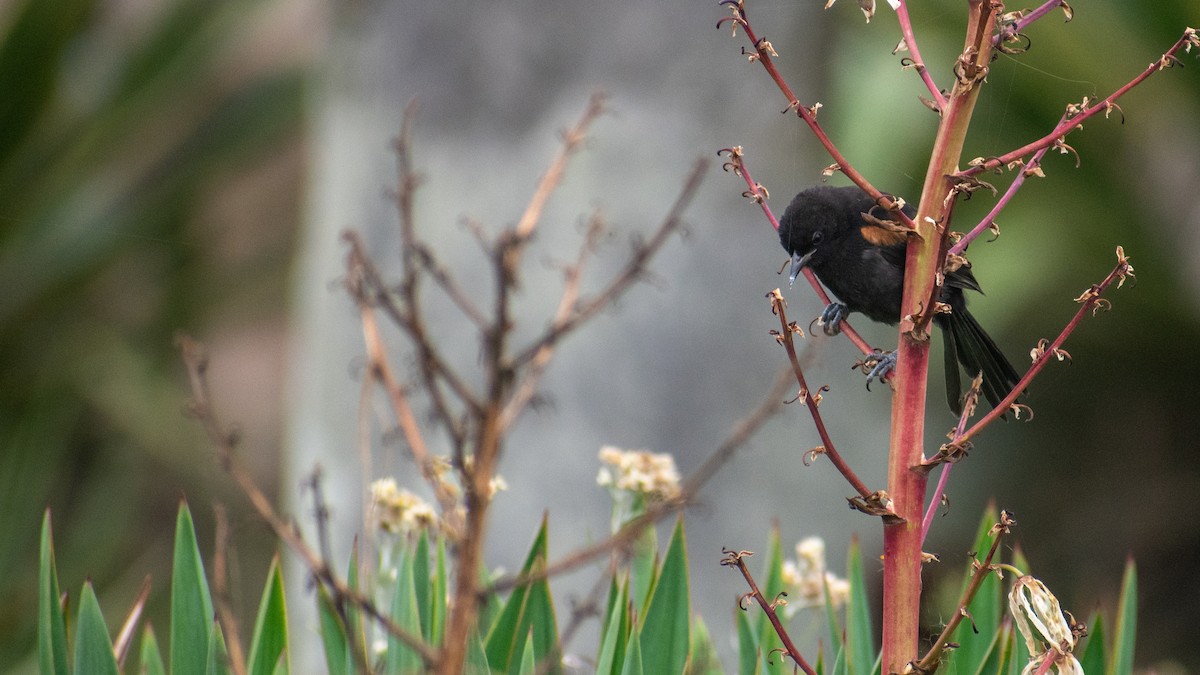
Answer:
[811, 231, 824, 245]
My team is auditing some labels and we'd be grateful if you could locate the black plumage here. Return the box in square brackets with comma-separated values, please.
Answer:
[778, 185, 1021, 415]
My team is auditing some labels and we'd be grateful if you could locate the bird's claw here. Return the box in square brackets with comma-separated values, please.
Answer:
[816, 302, 848, 336]
[863, 350, 897, 390]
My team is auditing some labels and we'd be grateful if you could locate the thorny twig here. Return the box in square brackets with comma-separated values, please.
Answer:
[894, 0, 947, 110]
[992, 0, 1074, 49]
[178, 335, 438, 671]
[950, 114, 1067, 256]
[720, 548, 818, 675]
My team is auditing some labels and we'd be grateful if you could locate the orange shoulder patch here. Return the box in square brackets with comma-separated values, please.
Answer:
[859, 224, 908, 247]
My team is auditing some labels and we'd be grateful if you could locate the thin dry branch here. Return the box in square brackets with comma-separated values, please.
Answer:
[178, 335, 440, 670]
[344, 242, 464, 531]
[503, 158, 709, 429]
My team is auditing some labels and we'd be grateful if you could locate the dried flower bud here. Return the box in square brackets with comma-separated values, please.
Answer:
[1009, 575, 1076, 659]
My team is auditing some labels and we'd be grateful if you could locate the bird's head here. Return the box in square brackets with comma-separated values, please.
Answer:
[778, 185, 865, 284]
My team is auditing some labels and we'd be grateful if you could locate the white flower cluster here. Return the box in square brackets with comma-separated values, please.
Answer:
[369, 478, 437, 534]
[779, 536, 851, 615]
[596, 445, 681, 500]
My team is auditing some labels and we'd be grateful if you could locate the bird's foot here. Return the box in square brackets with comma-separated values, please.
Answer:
[858, 350, 896, 390]
[815, 302, 848, 336]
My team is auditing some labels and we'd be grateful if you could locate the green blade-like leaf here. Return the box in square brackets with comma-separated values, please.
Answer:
[432, 534, 448, 646]
[414, 531, 432, 642]
[1078, 612, 1105, 675]
[246, 556, 289, 675]
[828, 642, 847, 675]
[687, 615, 725, 675]
[1107, 559, 1137, 675]
[206, 621, 232, 675]
[509, 557, 560, 675]
[39, 510, 69, 675]
[518, 630, 537, 675]
[386, 545, 425, 675]
[315, 584, 352, 675]
[485, 517, 549, 670]
[344, 540, 369, 665]
[72, 582, 119, 675]
[843, 537, 873, 675]
[596, 575, 630, 675]
[620, 625, 644, 675]
[639, 517, 690, 675]
[630, 495, 658, 614]
[139, 624, 168, 675]
[0, 0, 93, 167]
[171, 501, 214, 675]
[465, 625, 490, 675]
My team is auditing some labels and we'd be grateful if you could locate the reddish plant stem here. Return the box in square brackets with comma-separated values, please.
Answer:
[962, 28, 1199, 178]
[769, 289, 873, 499]
[721, 549, 818, 675]
[882, 2, 998, 671]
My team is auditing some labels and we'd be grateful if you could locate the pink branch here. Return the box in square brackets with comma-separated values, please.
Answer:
[963, 29, 1199, 178]
[949, 114, 1066, 255]
[895, 0, 947, 109]
[923, 248, 1135, 468]
[718, 0, 919, 231]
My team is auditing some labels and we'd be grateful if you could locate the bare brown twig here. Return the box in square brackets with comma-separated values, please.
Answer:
[178, 335, 439, 670]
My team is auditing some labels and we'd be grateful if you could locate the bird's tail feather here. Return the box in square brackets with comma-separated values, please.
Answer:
[942, 307, 1021, 416]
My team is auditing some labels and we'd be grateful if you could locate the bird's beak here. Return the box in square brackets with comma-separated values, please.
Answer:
[788, 250, 815, 285]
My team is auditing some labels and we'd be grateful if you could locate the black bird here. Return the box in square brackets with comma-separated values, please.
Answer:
[778, 185, 1021, 415]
